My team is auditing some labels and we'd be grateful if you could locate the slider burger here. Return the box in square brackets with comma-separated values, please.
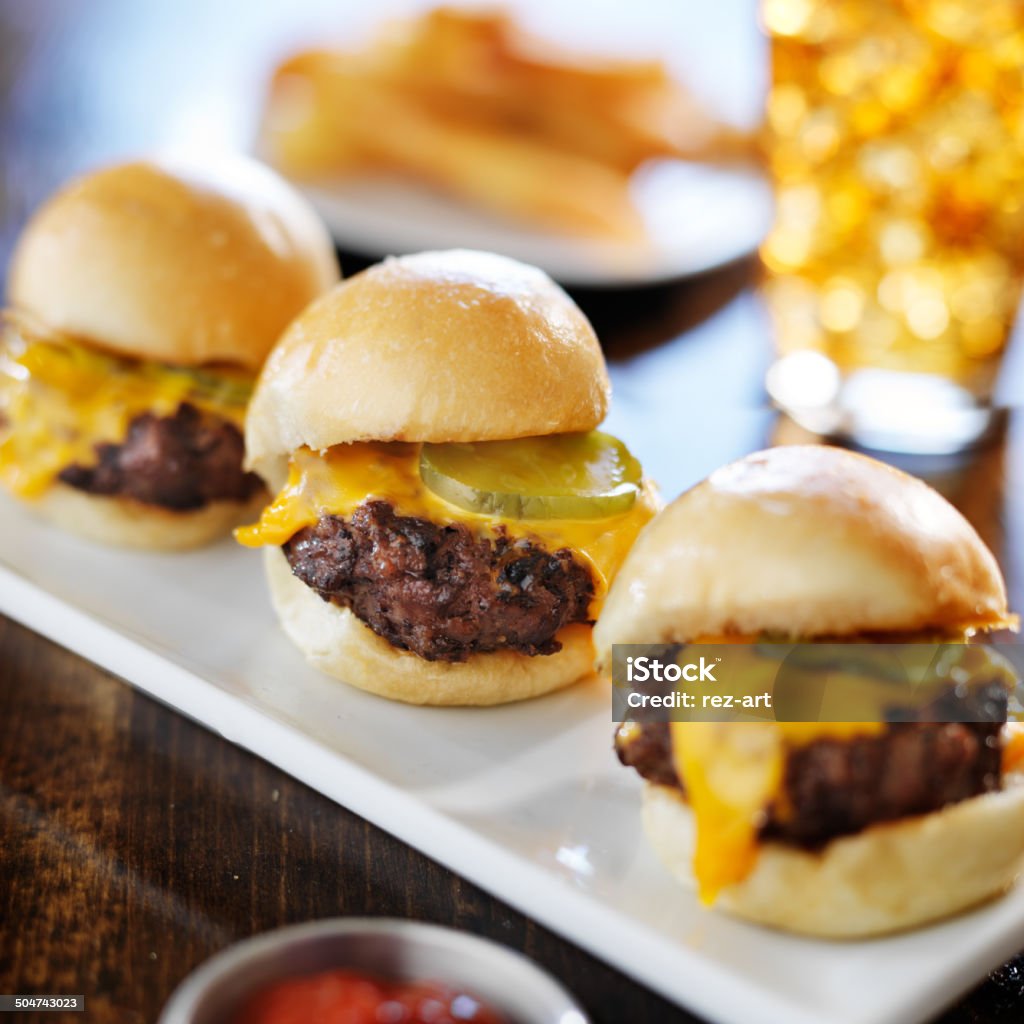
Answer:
[596, 445, 1024, 937]
[237, 249, 658, 705]
[0, 156, 339, 548]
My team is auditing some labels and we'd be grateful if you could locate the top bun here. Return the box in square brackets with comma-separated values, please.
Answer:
[245, 249, 610, 484]
[595, 445, 1012, 664]
[7, 155, 339, 370]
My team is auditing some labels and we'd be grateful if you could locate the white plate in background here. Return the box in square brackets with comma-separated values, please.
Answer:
[297, 161, 772, 286]
[1, 496, 1023, 1024]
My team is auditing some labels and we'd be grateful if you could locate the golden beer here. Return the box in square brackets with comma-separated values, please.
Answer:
[762, 0, 1024, 442]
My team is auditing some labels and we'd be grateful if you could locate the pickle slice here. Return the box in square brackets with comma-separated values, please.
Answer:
[419, 431, 642, 519]
[161, 365, 254, 408]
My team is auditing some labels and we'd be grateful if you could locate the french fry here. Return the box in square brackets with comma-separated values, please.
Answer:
[261, 6, 752, 238]
[266, 57, 644, 239]
[377, 8, 747, 166]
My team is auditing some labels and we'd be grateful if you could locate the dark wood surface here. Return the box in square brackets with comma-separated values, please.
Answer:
[2, 3, 1024, 1023]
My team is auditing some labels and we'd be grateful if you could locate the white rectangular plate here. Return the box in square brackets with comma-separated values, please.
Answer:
[2, 495, 1022, 1024]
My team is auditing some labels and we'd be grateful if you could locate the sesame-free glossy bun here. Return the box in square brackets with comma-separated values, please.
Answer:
[643, 781, 1024, 938]
[245, 249, 609, 485]
[7, 155, 339, 370]
[264, 546, 595, 705]
[594, 446, 1011, 668]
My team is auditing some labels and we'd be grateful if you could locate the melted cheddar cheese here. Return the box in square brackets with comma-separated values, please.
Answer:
[0, 319, 253, 498]
[668, 642, 1018, 903]
[1004, 723, 1024, 774]
[670, 720, 883, 903]
[236, 442, 659, 608]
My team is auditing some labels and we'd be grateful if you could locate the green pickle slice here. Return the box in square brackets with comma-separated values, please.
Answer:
[419, 431, 642, 519]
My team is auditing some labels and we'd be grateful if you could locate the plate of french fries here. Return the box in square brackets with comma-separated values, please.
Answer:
[259, 6, 771, 285]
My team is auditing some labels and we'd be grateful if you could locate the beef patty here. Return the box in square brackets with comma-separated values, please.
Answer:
[283, 500, 595, 662]
[616, 706, 1004, 849]
[59, 402, 262, 511]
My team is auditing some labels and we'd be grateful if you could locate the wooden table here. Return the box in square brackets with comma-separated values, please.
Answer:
[2, 3, 1024, 1022]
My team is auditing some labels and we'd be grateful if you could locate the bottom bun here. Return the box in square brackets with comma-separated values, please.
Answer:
[642, 780, 1024, 939]
[264, 545, 594, 705]
[29, 484, 268, 551]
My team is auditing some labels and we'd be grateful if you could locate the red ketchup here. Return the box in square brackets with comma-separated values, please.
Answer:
[233, 970, 508, 1024]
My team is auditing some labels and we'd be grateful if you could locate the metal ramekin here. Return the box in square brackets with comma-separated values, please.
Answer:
[158, 917, 590, 1024]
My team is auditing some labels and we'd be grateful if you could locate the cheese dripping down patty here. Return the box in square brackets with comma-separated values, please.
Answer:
[1004, 723, 1024, 774]
[0, 316, 253, 499]
[667, 643, 1019, 903]
[236, 442, 660, 612]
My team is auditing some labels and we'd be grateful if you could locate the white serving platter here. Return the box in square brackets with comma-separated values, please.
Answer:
[1, 496, 1022, 1024]
[296, 160, 772, 287]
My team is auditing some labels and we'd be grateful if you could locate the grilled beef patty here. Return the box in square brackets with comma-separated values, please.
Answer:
[283, 500, 595, 662]
[59, 402, 262, 511]
[616, 708, 1004, 849]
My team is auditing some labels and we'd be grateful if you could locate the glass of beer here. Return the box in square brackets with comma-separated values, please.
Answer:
[760, 0, 1024, 452]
